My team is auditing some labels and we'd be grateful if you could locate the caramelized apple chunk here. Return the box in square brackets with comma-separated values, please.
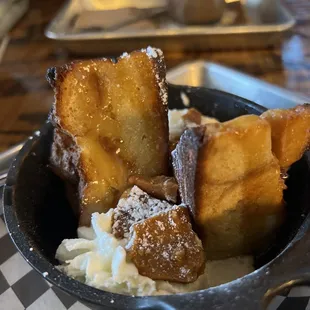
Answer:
[126, 205, 205, 283]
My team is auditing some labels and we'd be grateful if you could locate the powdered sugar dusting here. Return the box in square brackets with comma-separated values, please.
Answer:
[157, 49, 163, 57]
[146, 46, 158, 58]
[112, 186, 173, 240]
[126, 205, 205, 282]
[140, 46, 168, 106]
[141, 46, 159, 59]
[120, 51, 129, 59]
[158, 77, 168, 106]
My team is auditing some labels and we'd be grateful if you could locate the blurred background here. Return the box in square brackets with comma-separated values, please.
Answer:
[0, 1, 310, 310]
[0, 0, 309, 153]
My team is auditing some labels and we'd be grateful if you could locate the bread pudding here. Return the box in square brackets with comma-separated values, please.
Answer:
[51, 47, 310, 296]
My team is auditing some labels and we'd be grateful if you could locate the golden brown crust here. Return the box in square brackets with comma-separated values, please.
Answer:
[173, 115, 286, 259]
[48, 48, 169, 226]
[199, 115, 275, 183]
[261, 104, 310, 169]
[126, 206, 205, 283]
[196, 162, 285, 258]
[50, 128, 79, 183]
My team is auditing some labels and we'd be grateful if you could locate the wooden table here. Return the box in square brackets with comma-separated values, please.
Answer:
[0, 0, 309, 152]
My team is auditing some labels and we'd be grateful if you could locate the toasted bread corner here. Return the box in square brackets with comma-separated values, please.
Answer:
[261, 104, 310, 169]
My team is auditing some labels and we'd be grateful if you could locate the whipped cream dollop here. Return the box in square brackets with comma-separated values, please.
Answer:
[56, 210, 158, 296]
[56, 210, 254, 296]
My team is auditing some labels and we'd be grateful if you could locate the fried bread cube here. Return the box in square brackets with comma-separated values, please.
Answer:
[199, 115, 275, 183]
[47, 48, 169, 226]
[172, 115, 285, 259]
[126, 205, 205, 282]
[196, 162, 285, 258]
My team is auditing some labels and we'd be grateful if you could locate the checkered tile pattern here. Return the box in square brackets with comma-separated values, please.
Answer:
[0, 206, 91, 310]
[1, 205, 310, 310]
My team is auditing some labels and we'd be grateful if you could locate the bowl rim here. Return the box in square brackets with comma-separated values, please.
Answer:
[3, 86, 310, 310]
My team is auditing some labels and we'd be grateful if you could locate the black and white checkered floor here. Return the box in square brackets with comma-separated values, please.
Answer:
[1, 206, 310, 310]
[0, 205, 90, 310]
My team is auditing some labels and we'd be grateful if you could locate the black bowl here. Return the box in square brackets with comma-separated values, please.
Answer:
[3, 84, 310, 310]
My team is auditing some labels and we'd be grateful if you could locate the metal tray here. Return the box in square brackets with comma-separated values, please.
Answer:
[167, 61, 310, 109]
[44, 0, 295, 55]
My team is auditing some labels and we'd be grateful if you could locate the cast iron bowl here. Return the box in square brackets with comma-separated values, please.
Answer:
[3, 84, 310, 310]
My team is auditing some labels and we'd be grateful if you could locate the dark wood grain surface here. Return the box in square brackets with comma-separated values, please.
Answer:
[0, 0, 309, 152]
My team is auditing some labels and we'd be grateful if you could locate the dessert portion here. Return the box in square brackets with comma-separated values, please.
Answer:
[173, 107, 310, 259]
[56, 210, 253, 296]
[126, 199, 205, 283]
[51, 47, 310, 296]
[112, 186, 204, 282]
[56, 210, 159, 296]
[48, 47, 169, 226]
[172, 116, 285, 258]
